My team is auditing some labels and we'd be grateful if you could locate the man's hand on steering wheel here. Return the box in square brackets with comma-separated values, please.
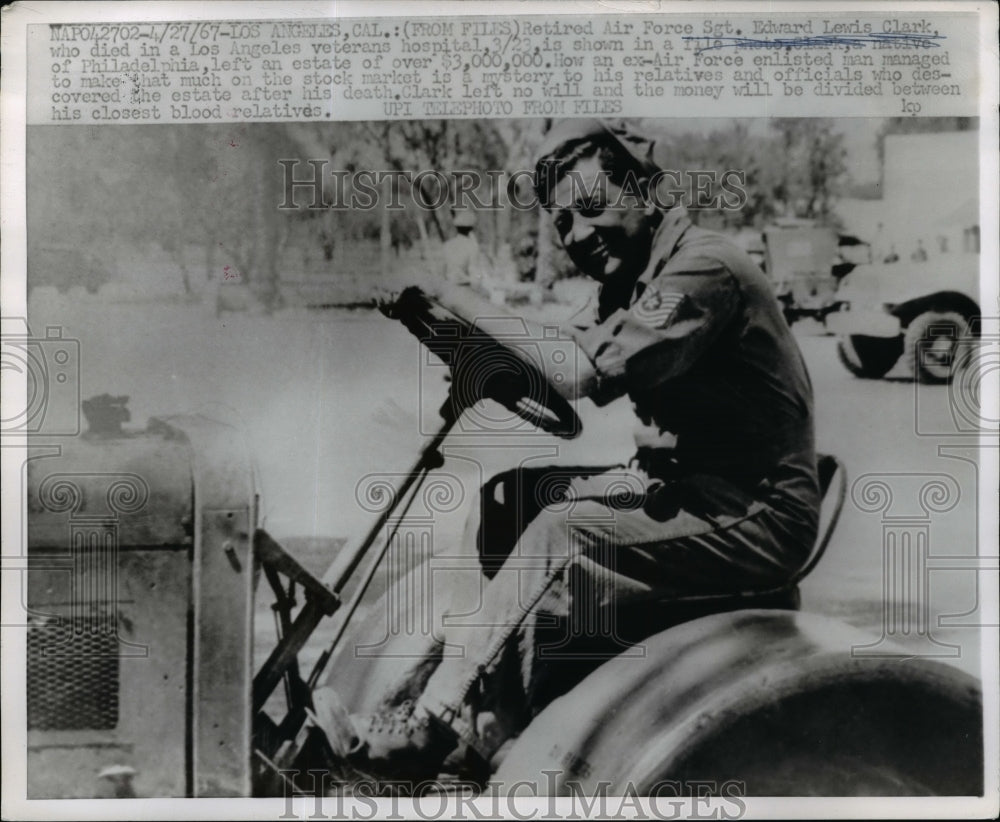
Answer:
[379, 280, 584, 439]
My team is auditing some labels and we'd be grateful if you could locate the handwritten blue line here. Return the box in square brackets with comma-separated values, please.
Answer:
[682, 33, 945, 54]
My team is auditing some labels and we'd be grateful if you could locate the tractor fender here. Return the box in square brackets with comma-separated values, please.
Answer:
[492, 609, 982, 796]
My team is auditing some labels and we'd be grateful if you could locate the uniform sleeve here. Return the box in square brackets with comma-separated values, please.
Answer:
[572, 260, 741, 405]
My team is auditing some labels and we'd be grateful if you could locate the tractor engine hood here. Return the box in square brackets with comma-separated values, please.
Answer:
[25, 411, 258, 799]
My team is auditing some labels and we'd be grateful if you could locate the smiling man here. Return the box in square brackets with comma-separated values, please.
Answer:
[317, 119, 821, 784]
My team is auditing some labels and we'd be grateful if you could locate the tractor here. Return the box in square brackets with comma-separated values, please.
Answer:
[26, 288, 984, 799]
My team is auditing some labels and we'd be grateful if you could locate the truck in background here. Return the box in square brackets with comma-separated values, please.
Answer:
[762, 220, 870, 327]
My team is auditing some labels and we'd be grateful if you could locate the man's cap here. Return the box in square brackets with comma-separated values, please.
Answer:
[535, 119, 663, 178]
[452, 209, 477, 228]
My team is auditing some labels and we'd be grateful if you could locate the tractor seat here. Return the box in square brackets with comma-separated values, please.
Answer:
[616, 454, 847, 640]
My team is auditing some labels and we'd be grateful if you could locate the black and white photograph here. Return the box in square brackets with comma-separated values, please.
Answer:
[2, 3, 997, 819]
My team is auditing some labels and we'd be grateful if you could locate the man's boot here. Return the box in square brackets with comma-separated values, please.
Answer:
[349, 700, 461, 781]
[309, 686, 363, 758]
[309, 689, 465, 781]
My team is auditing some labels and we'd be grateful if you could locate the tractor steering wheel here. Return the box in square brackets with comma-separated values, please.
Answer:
[383, 286, 582, 439]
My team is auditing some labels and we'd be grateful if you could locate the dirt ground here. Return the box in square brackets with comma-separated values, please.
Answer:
[25, 293, 988, 696]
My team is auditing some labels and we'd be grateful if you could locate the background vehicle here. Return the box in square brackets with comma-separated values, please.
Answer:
[25, 288, 984, 799]
[762, 220, 869, 327]
[827, 252, 980, 384]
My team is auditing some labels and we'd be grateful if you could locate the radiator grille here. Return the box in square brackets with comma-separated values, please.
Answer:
[27, 616, 120, 731]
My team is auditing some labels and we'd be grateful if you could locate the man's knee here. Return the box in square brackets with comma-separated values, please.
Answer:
[472, 466, 617, 576]
[472, 467, 538, 577]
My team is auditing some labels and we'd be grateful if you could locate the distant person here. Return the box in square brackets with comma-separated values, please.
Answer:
[964, 225, 980, 254]
[442, 209, 482, 287]
[911, 239, 928, 263]
[515, 236, 537, 282]
[883, 245, 900, 264]
[484, 241, 519, 305]
[96, 765, 136, 799]
[871, 221, 887, 263]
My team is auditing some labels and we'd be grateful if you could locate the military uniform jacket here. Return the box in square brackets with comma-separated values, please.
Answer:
[570, 207, 820, 527]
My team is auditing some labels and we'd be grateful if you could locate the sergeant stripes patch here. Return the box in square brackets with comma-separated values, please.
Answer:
[633, 289, 686, 329]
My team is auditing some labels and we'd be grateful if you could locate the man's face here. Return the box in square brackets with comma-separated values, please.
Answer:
[549, 153, 655, 286]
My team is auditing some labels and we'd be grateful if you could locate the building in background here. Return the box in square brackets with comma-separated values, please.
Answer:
[835, 130, 979, 259]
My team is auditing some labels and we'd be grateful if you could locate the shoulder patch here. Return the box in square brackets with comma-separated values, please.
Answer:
[633, 288, 686, 329]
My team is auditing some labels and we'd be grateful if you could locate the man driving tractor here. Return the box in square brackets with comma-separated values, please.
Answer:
[314, 119, 821, 783]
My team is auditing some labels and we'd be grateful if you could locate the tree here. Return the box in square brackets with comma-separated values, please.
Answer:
[767, 119, 848, 221]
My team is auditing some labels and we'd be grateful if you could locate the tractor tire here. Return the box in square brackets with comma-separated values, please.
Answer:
[836, 335, 903, 379]
[904, 311, 971, 385]
[493, 611, 983, 797]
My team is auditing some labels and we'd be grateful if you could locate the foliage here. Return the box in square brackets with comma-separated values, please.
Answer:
[642, 118, 848, 228]
[29, 117, 862, 296]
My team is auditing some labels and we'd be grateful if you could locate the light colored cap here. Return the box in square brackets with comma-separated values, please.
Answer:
[98, 764, 137, 779]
